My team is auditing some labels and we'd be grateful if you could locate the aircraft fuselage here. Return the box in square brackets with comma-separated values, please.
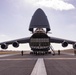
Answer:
[29, 28, 50, 52]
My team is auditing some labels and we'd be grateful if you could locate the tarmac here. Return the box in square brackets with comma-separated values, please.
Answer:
[0, 52, 76, 75]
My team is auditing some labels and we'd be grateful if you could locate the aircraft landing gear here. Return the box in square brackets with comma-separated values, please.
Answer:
[30, 51, 52, 55]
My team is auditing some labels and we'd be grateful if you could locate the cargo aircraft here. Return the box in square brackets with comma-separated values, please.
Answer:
[0, 8, 76, 55]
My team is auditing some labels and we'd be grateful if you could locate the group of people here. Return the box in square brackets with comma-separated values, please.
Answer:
[20, 50, 76, 56]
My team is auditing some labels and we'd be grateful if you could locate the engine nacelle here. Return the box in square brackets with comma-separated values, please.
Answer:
[12, 41, 19, 48]
[73, 43, 76, 49]
[1, 43, 8, 49]
[62, 41, 68, 47]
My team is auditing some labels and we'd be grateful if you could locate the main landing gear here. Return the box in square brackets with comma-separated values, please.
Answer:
[30, 51, 51, 55]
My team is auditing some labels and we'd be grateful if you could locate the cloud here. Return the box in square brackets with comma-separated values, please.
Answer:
[26, 0, 75, 11]
[37, 0, 75, 10]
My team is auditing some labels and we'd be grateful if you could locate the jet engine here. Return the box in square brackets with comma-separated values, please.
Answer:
[62, 41, 68, 47]
[1, 43, 8, 49]
[12, 41, 19, 48]
[73, 43, 76, 49]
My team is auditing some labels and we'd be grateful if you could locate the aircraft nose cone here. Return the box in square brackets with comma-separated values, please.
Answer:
[29, 8, 51, 32]
[34, 8, 45, 16]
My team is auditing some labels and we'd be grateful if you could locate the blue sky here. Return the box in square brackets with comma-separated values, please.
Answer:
[0, 0, 76, 51]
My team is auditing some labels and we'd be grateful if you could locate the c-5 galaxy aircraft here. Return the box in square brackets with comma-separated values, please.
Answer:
[0, 8, 76, 55]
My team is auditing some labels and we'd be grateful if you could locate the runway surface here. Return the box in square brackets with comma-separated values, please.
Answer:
[0, 53, 76, 75]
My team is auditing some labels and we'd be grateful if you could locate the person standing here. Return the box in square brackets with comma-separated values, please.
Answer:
[58, 50, 60, 55]
[21, 50, 23, 56]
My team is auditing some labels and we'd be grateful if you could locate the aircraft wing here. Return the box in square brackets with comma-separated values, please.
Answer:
[50, 36, 76, 49]
[50, 37, 76, 44]
[0, 37, 30, 45]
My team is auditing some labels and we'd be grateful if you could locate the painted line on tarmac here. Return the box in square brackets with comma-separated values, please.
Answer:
[1, 57, 76, 61]
[31, 58, 47, 75]
[0, 58, 37, 61]
[45, 58, 76, 60]
[0, 54, 18, 57]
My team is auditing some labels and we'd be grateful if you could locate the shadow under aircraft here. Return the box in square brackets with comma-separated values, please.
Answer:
[0, 8, 76, 55]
